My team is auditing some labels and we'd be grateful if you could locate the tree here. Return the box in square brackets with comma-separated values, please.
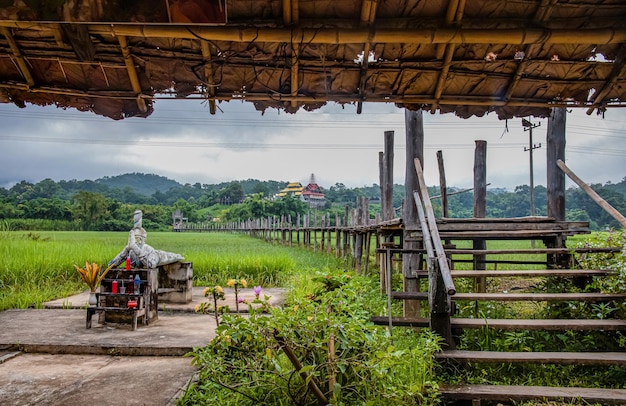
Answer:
[173, 198, 201, 222]
[218, 182, 245, 205]
[72, 191, 109, 230]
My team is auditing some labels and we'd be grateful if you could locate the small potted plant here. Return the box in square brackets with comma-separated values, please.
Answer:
[74, 262, 114, 305]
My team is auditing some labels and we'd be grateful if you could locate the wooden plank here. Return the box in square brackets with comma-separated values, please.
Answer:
[439, 216, 558, 223]
[436, 350, 626, 365]
[437, 221, 587, 231]
[415, 269, 616, 278]
[444, 247, 621, 255]
[391, 291, 626, 301]
[437, 230, 584, 239]
[451, 318, 626, 330]
[439, 384, 626, 404]
[370, 316, 429, 327]
[451, 292, 626, 302]
[370, 317, 626, 330]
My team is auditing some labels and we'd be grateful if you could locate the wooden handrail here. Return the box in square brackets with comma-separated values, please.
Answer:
[413, 158, 456, 295]
[557, 160, 626, 229]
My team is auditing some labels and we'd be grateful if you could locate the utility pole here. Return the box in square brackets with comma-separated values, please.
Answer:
[522, 118, 541, 247]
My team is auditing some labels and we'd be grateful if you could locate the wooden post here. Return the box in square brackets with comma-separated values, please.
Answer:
[382, 131, 395, 220]
[473, 140, 487, 293]
[354, 197, 364, 273]
[379, 151, 385, 218]
[558, 160, 626, 228]
[546, 107, 568, 268]
[403, 109, 424, 317]
[547, 107, 567, 221]
[437, 150, 449, 218]
[343, 205, 350, 258]
[327, 216, 332, 254]
[335, 213, 341, 257]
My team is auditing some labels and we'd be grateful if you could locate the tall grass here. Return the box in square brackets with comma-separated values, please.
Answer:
[0, 230, 347, 311]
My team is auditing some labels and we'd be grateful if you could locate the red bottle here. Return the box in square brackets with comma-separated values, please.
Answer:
[125, 256, 131, 270]
[111, 280, 118, 294]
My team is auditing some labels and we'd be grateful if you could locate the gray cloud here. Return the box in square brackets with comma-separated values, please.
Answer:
[0, 101, 624, 191]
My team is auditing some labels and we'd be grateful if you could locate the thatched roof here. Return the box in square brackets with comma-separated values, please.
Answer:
[0, 0, 625, 120]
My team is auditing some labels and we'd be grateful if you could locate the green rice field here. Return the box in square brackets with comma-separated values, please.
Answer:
[0, 230, 348, 311]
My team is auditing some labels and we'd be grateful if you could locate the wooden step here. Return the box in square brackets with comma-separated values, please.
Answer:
[444, 247, 622, 255]
[391, 291, 626, 302]
[439, 384, 626, 405]
[370, 316, 626, 330]
[436, 350, 626, 365]
[415, 269, 616, 278]
[440, 230, 584, 239]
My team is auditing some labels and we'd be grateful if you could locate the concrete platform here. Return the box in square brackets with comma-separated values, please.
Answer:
[0, 287, 286, 406]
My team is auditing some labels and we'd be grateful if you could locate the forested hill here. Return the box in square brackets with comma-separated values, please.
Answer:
[96, 173, 180, 196]
[2, 173, 626, 231]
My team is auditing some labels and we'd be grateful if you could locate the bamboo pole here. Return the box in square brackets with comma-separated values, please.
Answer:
[274, 331, 328, 405]
[117, 35, 147, 113]
[557, 160, 626, 228]
[1, 27, 35, 87]
[0, 22, 614, 45]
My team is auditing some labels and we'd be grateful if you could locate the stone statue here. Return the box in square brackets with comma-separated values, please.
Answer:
[109, 210, 184, 269]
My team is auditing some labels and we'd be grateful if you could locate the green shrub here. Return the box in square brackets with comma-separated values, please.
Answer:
[181, 272, 442, 405]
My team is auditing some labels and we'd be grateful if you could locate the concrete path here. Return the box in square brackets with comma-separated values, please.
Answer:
[0, 287, 285, 406]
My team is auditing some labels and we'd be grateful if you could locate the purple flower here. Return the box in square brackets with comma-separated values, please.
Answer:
[238, 297, 245, 303]
[254, 286, 262, 297]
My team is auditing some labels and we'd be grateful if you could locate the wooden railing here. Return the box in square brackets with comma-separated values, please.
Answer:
[413, 158, 456, 347]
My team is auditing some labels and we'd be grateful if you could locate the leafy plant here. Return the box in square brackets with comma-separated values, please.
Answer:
[195, 285, 227, 326]
[182, 272, 441, 405]
[73, 262, 114, 292]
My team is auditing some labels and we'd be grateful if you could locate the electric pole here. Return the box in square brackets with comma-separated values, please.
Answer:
[522, 118, 542, 217]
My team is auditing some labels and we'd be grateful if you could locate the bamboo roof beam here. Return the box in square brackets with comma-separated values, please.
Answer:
[291, 41, 299, 109]
[503, 0, 557, 103]
[435, 0, 461, 60]
[3, 22, 624, 46]
[2, 79, 623, 109]
[1, 27, 35, 88]
[201, 41, 216, 114]
[431, 0, 465, 113]
[117, 35, 147, 113]
[289, 0, 299, 109]
[51, 23, 65, 47]
[282, 0, 292, 26]
[356, 0, 378, 114]
[586, 44, 626, 115]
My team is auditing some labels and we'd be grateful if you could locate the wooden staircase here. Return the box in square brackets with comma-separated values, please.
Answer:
[371, 159, 626, 405]
[373, 236, 626, 404]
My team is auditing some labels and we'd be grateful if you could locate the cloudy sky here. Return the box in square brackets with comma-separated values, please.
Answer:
[0, 98, 624, 191]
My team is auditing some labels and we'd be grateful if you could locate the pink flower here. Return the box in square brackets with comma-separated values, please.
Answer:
[254, 286, 262, 297]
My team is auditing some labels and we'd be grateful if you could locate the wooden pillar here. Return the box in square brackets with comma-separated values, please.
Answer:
[546, 107, 568, 267]
[380, 131, 395, 287]
[547, 107, 567, 222]
[403, 109, 424, 317]
[354, 197, 365, 273]
[343, 205, 350, 258]
[335, 215, 339, 254]
[296, 213, 301, 246]
[437, 150, 449, 218]
[382, 131, 395, 220]
[473, 140, 487, 292]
